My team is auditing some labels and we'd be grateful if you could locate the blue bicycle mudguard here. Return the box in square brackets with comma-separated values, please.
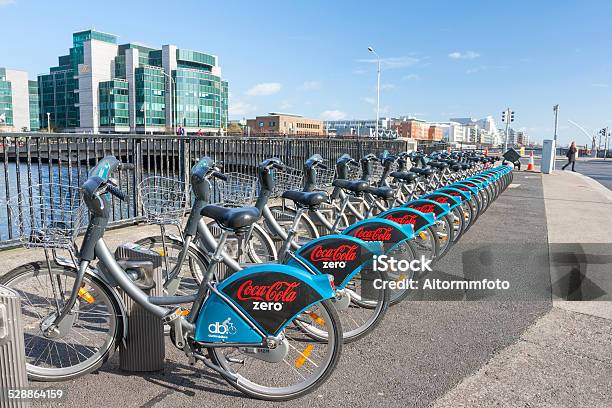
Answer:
[477, 171, 499, 182]
[288, 234, 383, 288]
[194, 264, 335, 343]
[464, 178, 487, 189]
[421, 192, 461, 210]
[468, 176, 489, 188]
[342, 217, 415, 253]
[436, 187, 471, 202]
[449, 182, 479, 196]
[402, 199, 452, 219]
[378, 207, 436, 234]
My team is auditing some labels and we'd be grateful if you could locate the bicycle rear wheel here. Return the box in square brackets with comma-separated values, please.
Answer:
[0, 262, 120, 381]
[208, 298, 342, 401]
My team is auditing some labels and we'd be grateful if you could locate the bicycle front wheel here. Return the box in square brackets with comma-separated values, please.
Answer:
[0, 262, 120, 381]
[208, 298, 342, 401]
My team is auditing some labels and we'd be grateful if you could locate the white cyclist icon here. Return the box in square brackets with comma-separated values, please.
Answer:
[222, 317, 236, 335]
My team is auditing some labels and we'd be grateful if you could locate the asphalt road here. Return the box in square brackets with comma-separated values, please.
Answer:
[30, 171, 552, 408]
[520, 157, 612, 190]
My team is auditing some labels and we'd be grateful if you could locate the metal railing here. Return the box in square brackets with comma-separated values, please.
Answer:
[0, 133, 411, 248]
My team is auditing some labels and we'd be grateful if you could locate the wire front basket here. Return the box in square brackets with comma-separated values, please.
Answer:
[370, 161, 397, 182]
[138, 176, 188, 226]
[271, 166, 304, 198]
[210, 173, 257, 206]
[8, 184, 87, 249]
[314, 166, 336, 190]
[347, 165, 362, 181]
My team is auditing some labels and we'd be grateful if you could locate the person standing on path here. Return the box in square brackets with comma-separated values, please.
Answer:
[562, 141, 577, 171]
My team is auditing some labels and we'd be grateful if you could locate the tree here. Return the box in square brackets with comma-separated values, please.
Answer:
[226, 122, 243, 135]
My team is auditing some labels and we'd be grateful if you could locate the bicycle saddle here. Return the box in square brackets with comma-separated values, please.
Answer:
[282, 190, 328, 208]
[365, 186, 395, 199]
[451, 164, 462, 171]
[332, 179, 369, 193]
[411, 167, 434, 176]
[430, 161, 449, 169]
[201, 205, 260, 230]
[390, 171, 417, 182]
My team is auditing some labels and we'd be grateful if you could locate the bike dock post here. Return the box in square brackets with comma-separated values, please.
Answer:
[0, 285, 29, 408]
[116, 247, 165, 372]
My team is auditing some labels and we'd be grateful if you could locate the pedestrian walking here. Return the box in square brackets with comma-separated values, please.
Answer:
[562, 141, 577, 171]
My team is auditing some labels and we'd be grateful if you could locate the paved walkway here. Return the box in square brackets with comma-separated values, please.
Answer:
[433, 169, 612, 407]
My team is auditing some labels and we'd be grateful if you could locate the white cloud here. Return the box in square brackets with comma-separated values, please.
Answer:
[246, 82, 281, 96]
[448, 51, 480, 60]
[321, 110, 348, 120]
[298, 81, 321, 91]
[466, 65, 487, 74]
[229, 100, 256, 116]
[0, 0, 15, 5]
[278, 100, 293, 110]
[362, 97, 376, 105]
[591, 83, 609, 88]
[380, 83, 395, 90]
[402, 74, 421, 81]
[358, 56, 420, 69]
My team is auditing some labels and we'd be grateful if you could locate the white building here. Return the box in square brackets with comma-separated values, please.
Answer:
[450, 116, 502, 147]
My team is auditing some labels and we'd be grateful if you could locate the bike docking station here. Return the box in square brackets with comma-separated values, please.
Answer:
[0, 285, 29, 408]
[112, 243, 165, 372]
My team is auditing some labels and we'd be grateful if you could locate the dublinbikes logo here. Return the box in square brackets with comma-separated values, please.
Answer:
[236, 280, 301, 311]
[208, 317, 237, 339]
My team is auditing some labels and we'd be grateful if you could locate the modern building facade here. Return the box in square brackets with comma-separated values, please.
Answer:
[39, 30, 228, 133]
[246, 113, 325, 136]
[0, 68, 40, 131]
[323, 118, 398, 138]
[391, 118, 443, 142]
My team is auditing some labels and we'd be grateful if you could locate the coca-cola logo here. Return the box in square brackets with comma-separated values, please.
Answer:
[447, 191, 461, 196]
[457, 187, 470, 191]
[310, 244, 358, 262]
[385, 213, 418, 225]
[353, 226, 393, 241]
[433, 196, 449, 204]
[410, 204, 435, 213]
[236, 280, 300, 302]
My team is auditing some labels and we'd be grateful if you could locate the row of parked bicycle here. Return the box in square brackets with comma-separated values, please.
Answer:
[1, 149, 512, 400]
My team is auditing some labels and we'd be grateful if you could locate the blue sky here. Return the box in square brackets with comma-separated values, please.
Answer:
[1, 0, 612, 145]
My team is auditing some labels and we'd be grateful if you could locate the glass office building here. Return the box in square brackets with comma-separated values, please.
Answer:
[38, 30, 228, 133]
[0, 67, 39, 132]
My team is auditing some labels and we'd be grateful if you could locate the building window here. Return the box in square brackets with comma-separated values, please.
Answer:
[259, 121, 264, 127]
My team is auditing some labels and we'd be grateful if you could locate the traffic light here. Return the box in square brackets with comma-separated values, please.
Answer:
[501, 111, 506, 122]
[600, 128, 606, 136]
[510, 111, 515, 122]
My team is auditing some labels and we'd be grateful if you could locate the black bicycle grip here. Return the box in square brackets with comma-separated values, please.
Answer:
[212, 171, 228, 181]
[106, 184, 127, 201]
[317, 162, 328, 170]
[272, 162, 285, 170]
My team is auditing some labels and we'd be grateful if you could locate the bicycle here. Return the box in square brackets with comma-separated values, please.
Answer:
[138, 156, 391, 343]
[1, 156, 343, 401]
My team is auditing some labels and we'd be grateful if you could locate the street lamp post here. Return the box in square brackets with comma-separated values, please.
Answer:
[46, 112, 50, 133]
[161, 71, 176, 134]
[141, 104, 147, 135]
[501, 107, 514, 152]
[368, 46, 381, 139]
[553, 104, 559, 169]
